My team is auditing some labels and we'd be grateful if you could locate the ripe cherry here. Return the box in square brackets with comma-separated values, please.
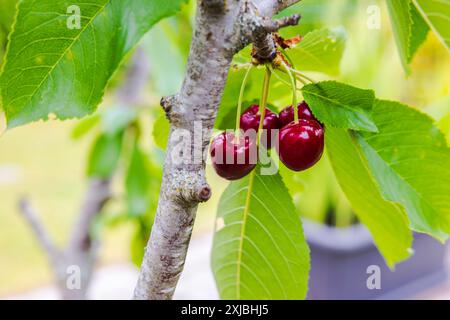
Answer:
[279, 101, 317, 128]
[278, 119, 324, 172]
[240, 105, 281, 149]
[210, 132, 257, 180]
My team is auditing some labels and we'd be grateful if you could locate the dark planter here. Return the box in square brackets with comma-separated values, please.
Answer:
[304, 220, 449, 300]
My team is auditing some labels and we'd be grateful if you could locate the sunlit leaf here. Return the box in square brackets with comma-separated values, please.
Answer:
[0, 0, 187, 128]
[357, 100, 450, 241]
[71, 114, 100, 140]
[326, 127, 413, 267]
[87, 131, 123, 178]
[126, 142, 151, 217]
[152, 113, 169, 150]
[302, 81, 378, 132]
[412, 0, 450, 51]
[0, 0, 17, 69]
[212, 169, 310, 299]
[386, 0, 429, 74]
[287, 27, 346, 76]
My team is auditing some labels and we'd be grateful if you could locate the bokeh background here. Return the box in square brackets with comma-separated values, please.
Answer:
[0, 0, 449, 299]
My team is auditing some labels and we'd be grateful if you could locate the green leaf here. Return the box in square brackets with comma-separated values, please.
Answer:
[386, 0, 429, 74]
[0, 0, 17, 68]
[326, 127, 413, 267]
[212, 169, 310, 300]
[152, 113, 169, 149]
[409, 4, 430, 57]
[276, 0, 358, 39]
[0, 0, 17, 35]
[87, 131, 123, 178]
[357, 100, 450, 241]
[288, 27, 347, 76]
[302, 81, 378, 132]
[70, 114, 100, 140]
[126, 142, 150, 217]
[101, 105, 137, 137]
[412, 0, 450, 51]
[0, 0, 187, 128]
[130, 223, 148, 267]
[142, 15, 190, 96]
[438, 114, 450, 145]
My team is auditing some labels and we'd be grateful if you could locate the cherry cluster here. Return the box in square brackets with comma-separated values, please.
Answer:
[210, 101, 324, 180]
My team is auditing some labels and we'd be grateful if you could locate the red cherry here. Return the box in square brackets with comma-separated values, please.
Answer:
[210, 132, 257, 180]
[240, 105, 281, 149]
[278, 119, 324, 172]
[279, 101, 317, 128]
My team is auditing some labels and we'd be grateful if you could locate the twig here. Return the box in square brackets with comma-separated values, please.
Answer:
[258, 0, 303, 17]
[68, 178, 110, 254]
[18, 198, 62, 269]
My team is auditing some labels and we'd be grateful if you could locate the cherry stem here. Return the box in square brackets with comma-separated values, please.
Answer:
[289, 67, 316, 83]
[257, 66, 271, 147]
[236, 64, 253, 138]
[282, 62, 298, 123]
[295, 74, 307, 85]
[278, 47, 306, 86]
[271, 66, 303, 90]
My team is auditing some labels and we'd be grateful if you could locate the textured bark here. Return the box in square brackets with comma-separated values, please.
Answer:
[18, 49, 149, 300]
[133, 0, 302, 300]
[258, 0, 302, 16]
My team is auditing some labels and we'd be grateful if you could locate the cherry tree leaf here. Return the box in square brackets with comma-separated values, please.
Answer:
[126, 142, 151, 217]
[0, 0, 17, 66]
[0, 0, 187, 128]
[412, 0, 450, 51]
[357, 100, 450, 241]
[152, 112, 169, 150]
[0, 0, 17, 35]
[276, 0, 359, 35]
[302, 81, 378, 132]
[386, 0, 429, 74]
[212, 169, 310, 299]
[87, 131, 123, 178]
[287, 27, 347, 76]
[326, 127, 413, 267]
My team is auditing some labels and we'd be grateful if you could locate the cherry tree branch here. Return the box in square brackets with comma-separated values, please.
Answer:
[18, 198, 63, 269]
[258, 0, 302, 17]
[133, 0, 301, 300]
[68, 179, 110, 254]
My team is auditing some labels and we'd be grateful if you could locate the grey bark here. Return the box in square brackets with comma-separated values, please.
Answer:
[133, 0, 301, 300]
[18, 48, 150, 300]
[18, 178, 110, 300]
